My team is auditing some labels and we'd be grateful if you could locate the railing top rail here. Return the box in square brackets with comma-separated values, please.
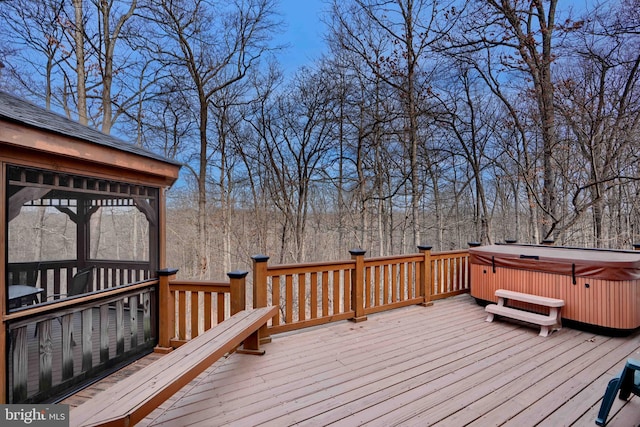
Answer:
[264, 250, 470, 276]
[3, 279, 158, 324]
[267, 260, 356, 276]
[431, 249, 470, 258]
[8, 260, 150, 272]
[7, 260, 77, 269]
[169, 279, 230, 287]
[169, 281, 230, 293]
[364, 254, 424, 265]
[89, 260, 150, 266]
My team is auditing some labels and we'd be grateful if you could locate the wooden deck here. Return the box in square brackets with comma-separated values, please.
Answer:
[65, 294, 640, 426]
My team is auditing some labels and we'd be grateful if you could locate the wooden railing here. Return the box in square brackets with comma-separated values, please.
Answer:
[7, 260, 150, 304]
[2, 248, 469, 404]
[156, 270, 248, 351]
[251, 247, 471, 336]
[254, 256, 357, 335]
[4, 280, 157, 403]
[430, 249, 471, 300]
[361, 251, 426, 316]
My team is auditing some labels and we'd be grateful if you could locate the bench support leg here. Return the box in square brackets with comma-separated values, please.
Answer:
[486, 296, 506, 323]
[546, 307, 562, 336]
[236, 330, 266, 356]
[486, 297, 507, 323]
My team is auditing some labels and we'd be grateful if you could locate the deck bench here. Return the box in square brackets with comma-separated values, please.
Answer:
[485, 289, 564, 337]
[70, 306, 278, 427]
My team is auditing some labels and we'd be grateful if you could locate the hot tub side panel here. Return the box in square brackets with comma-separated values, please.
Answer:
[470, 263, 640, 330]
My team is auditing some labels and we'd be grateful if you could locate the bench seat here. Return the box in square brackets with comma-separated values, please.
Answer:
[485, 304, 559, 326]
[485, 289, 564, 337]
[71, 306, 278, 427]
[494, 289, 565, 307]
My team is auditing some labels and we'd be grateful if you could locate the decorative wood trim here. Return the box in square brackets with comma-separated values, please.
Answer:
[0, 120, 179, 185]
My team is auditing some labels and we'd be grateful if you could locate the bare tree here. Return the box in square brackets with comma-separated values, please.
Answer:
[554, 0, 640, 246]
[432, 64, 500, 245]
[328, 0, 460, 250]
[91, 0, 137, 133]
[0, 0, 70, 107]
[456, 0, 562, 241]
[141, 0, 278, 277]
[244, 68, 336, 262]
[71, 0, 88, 124]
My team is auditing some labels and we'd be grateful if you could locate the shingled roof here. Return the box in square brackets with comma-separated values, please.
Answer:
[0, 91, 180, 166]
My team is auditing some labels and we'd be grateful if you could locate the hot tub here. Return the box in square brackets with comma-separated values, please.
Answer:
[469, 244, 640, 332]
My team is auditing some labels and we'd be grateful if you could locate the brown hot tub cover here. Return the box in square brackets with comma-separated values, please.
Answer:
[469, 244, 640, 282]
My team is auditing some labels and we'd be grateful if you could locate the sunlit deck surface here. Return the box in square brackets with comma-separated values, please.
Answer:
[65, 295, 640, 426]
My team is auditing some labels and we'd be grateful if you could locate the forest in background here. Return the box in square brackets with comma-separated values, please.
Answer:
[1, 0, 639, 280]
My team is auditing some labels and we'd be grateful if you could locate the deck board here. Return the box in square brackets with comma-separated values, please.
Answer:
[68, 295, 640, 426]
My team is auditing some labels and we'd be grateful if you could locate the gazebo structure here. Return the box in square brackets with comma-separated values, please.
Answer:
[0, 92, 181, 403]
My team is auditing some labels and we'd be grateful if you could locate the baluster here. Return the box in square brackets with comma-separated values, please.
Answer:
[130, 294, 138, 348]
[333, 270, 340, 315]
[116, 300, 124, 355]
[12, 326, 28, 402]
[310, 272, 318, 319]
[81, 308, 93, 372]
[38, 320, 53, 393]
[61, 314, 74, 380]
[143, 292, 151, 342]
[322, 271, 329, 317]
[100, 304, 109, 363]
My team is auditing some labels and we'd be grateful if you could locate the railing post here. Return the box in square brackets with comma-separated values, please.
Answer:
[350, 249, 367, 322]
[252, 255, 271, 344]
[228, 270, 248, 315]
[418, 245, 433, 307]
[155, 268, 178, 353]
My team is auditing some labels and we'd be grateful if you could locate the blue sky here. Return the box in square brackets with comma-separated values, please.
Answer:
[276, 0, 327, 73]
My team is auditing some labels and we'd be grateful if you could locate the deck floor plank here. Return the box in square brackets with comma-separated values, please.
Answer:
[325, 328, 582, 427]
[147, 305, 519, 426]
[424, 328, 593, 426]
[67, 294, 640, 426]
[500, 335, 640, 426]
[155, 301, 487, 415]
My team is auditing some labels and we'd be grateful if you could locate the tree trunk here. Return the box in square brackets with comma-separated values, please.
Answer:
[72, 0, 87, 125]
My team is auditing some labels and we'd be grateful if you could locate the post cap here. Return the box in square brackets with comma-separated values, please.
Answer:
[157, 268, 179, 276]
[227, 270, 249, 279]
